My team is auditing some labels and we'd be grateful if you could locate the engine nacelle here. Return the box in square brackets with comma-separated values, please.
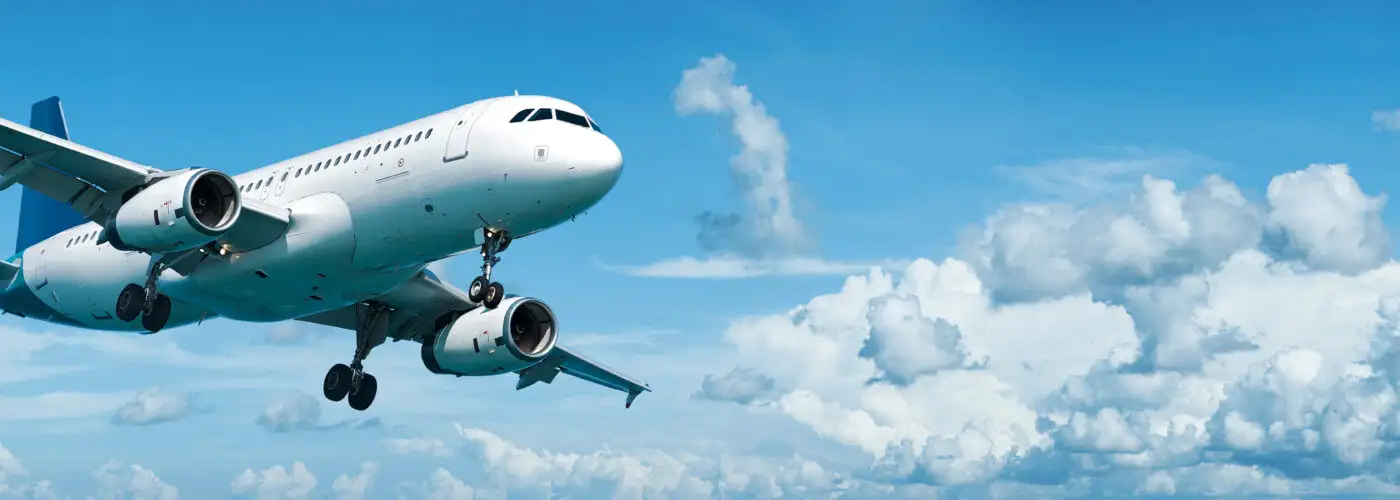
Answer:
[422, 296, 559, 377]
[108, 168, 241, 253]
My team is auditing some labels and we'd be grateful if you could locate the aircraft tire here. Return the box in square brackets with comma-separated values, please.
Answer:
[141, 295, 172, 332]
[468, 276, 489, 303]
[323, 363, 353, 401]
[483, 282, 504, 309]
[115, 284, 144, 322]
[348, 373, 377, 411]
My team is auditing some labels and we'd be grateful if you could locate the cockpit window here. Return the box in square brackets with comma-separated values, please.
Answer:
[556, 110, 590, 129]
[527, 108, 553, 121]
[588, 118, 602, 133]
[509, 109, 534, 123]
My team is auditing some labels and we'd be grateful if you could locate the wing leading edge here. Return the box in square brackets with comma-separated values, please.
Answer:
[297, 270, 653, 408]
[0, 101, 291, 256]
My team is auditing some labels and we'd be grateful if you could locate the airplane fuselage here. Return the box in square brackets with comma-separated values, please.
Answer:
[1, 95, 623, 332]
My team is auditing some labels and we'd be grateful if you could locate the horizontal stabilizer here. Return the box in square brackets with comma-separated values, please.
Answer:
[0, 259, 17, 287]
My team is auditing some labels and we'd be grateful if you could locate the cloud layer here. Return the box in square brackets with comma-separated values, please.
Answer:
[685, 163, 1400, 496]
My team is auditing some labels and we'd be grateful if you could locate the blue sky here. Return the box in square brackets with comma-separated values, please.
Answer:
[4, 1, 1400, 498]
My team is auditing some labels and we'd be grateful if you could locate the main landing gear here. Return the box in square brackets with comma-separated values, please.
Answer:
[467, 229, 511, 309]
[115, 261, 172, 333]
[323, 302, 389, 411]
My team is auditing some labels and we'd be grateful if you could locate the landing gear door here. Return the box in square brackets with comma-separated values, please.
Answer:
[442, 102, 492, 163]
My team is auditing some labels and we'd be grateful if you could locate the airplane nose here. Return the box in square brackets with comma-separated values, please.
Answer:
[571, 136, 623, 193]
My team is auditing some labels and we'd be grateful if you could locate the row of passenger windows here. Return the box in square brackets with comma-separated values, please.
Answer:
[236, 127, 435, 193]
[508, 108, 602, 133]
[66, 229, 101, 247]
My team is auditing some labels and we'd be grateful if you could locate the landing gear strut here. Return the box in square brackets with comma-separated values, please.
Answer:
[467, 229, 510, 309]
[115, 260, 172, 333]
[323, 302, 388, 411]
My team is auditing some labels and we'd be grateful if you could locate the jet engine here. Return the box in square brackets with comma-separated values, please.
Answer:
[107, 168, 241, 253]
[422, 296, 559, 377]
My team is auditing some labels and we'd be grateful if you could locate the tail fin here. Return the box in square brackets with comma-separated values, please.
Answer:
[15, 97, 86, 251]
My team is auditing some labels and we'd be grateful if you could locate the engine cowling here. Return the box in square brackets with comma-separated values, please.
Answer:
[422, 296, 559, 377]
[108, 168, 242, 253]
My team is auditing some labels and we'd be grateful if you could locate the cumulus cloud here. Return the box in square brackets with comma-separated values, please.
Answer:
[694, 367, 779, 404]
[231, 462, 317, 500]
[1373, 108, 1400, 131]
[331, 462, 377, 500]
[684, 163, 1400, 495]
[383, 437, 454, 458]
[454, 424, 843, 499]
[675, 53, 808, 257]
[254, 392, 322, 433]
[412, 468, 476, 500]
[254, 392, 378, 433]
[0, 442, 56, 499]
[605, 54, 890, 278]
[112, 388, 191, 426]
[90, 461, 178, 500]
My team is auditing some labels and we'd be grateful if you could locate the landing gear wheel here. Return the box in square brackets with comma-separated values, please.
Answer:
[483, 282, 504, 309]
[468, 276, 489, 303]
[140, 294, 172, 333]
[348, 373, 378, 411]
[115, 284, 144, 322]
[323, 363, 353, 402]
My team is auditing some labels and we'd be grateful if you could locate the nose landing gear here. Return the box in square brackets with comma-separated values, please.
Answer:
[467, 229, 510, 309]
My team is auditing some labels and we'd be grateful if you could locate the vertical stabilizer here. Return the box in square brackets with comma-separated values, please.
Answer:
[15, 97, 85, 251]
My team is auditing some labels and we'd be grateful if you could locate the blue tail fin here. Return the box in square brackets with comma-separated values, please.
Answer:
[15, 97, 85, 251]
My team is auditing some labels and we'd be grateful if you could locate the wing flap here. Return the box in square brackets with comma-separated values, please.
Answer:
[0, 115, 153, 192]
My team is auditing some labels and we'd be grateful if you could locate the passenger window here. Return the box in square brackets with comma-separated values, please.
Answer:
[527, 108, 553, 121]
[425, 129, 433, 139]
[353, 151, 361, 160]
[556, 110, 589, 128]
[255, 180, 263, 189]
[334, 157, 341, 166]
[510, 109, 534, 123]
[296, 168, 303, 177]
[415, 131, 423, 141]
[394, 138, 402, 148]
[374, 145, 381, 154]
[281, 172, 289, 181]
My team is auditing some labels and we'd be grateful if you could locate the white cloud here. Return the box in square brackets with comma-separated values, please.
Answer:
[694, 367, 778, 404]
[454, 424, 843, 499]
[1265, 163, 1390, 273]
[230, 462, 317, 500]
[675, 53, 808, 257]
[332, 462, 377, 500]
[681, 163, 1400, 494]
[599, 255, 909, 279]
[383, 437, 454, 458]
[112, 388, 191, 426]
[416, 468, 476, 500]
[254, 392, 322, 433]
[1372, 108, 1400, 131]
[90, 461, 178, 500]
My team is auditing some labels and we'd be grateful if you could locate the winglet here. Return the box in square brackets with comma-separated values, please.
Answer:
[625, 388, 643, 409]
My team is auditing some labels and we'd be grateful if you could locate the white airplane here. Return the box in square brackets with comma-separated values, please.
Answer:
[0, 96, 650, 411]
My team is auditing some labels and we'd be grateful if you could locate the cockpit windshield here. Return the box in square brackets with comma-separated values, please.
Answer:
[507, 107, 604, 133]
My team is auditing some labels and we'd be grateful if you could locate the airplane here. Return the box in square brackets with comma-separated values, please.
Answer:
[0, 95, 650, 411]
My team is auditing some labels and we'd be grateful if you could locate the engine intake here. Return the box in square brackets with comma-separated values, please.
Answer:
[108, 168, 241, 252]
[422, 296, 558, 377]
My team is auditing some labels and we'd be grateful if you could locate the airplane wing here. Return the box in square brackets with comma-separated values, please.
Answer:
[0, 112, 290, 253]
[297, 270, 652, 407]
